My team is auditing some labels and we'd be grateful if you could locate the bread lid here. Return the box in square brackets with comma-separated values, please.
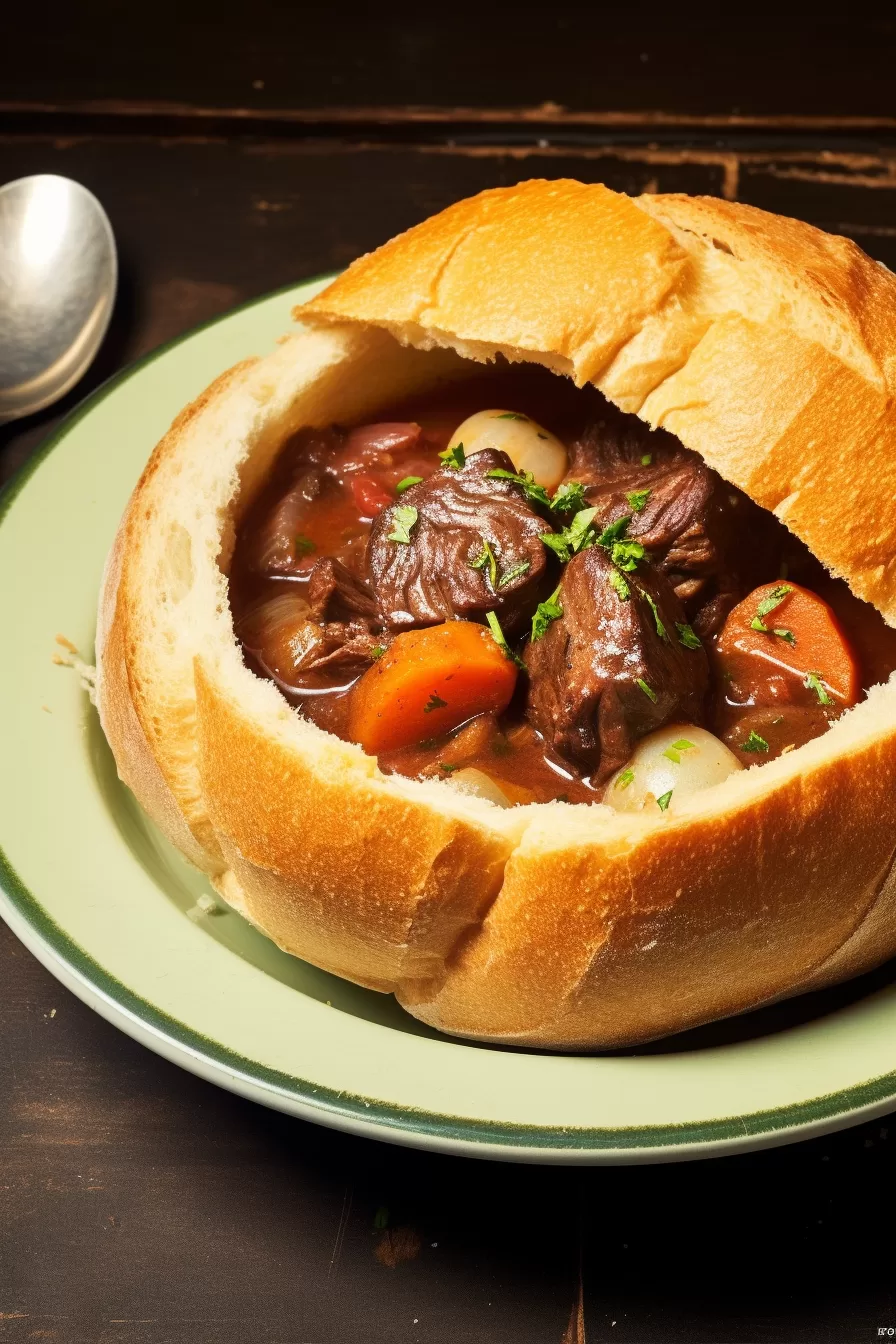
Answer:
[298, 179, 896, 626]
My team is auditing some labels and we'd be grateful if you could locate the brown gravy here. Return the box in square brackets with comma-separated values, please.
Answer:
[229, 365, 896, 803]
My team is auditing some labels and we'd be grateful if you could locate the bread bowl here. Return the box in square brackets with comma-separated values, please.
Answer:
[95, 179, 896, 1050]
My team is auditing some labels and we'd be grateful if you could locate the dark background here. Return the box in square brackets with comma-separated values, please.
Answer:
[3, 6, 896, 1341]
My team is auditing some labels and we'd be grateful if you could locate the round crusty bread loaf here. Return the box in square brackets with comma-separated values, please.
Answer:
[96, 180, 896, 1049]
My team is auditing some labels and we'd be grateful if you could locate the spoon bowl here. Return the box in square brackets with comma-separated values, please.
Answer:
[0, 175, 117, 422]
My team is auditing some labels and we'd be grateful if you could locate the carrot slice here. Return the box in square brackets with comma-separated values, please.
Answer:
[717, 581, 860, 705]
[349, 621, 519, 754]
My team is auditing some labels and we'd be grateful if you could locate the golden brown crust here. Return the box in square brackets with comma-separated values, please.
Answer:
[302, 180, 896, 625]
[299, 180, 688, 385]
[398, 701, 896, 1046]
[97, 181, 896, 1047]
[193, 659, 517, 991]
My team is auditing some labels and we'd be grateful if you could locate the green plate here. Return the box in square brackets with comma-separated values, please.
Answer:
[4, 276, 896, 1164]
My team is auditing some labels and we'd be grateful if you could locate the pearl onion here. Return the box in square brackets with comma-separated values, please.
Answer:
[444, 767, 513, 808]
[605, 724, 743, 816]
[448, 409, 568, 490]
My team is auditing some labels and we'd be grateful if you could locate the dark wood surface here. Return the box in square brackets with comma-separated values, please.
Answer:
[3, 10, 896, 1341]
[5, 5, 896, 122]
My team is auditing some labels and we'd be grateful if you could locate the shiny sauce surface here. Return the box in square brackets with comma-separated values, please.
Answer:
[229, 365, 896, 802]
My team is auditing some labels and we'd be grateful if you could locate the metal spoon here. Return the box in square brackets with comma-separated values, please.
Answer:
[0, 175, 117, 423]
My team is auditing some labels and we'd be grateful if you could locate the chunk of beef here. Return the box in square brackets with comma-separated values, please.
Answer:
[367, 448, 553, 633]
[565, 404, 784, 634]
[240, 420, 450, 580]
[566, 408, 715, 582]
[241, 426, 342, 575]
[306, 556, 378, 623]
[283, 621, 381, 684]
[329, 422, 425, 478]
[329, 421, 443, 519]
[236, 590, 382, 700]
[524, 547, 709, 781]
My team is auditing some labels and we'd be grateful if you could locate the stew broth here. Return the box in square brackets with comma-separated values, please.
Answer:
[229, 364, 896, 804]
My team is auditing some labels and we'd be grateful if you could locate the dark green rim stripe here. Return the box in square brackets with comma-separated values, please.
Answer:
[5, 839, 896, 1152]
[3, 281, 896, 1154]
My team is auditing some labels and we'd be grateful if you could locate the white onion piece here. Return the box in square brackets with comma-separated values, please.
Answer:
[251, 484, 315, 572]
[237, 592, 311, 650]
[447, 409, 568, 490]
[605, 724, 743, 816]
[236, 592, 317, 681]
[444, 767, 513, 808]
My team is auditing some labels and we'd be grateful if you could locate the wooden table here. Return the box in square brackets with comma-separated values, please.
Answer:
[3, 12, 896, 1341]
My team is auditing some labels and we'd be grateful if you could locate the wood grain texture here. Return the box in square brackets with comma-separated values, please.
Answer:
[4, 45, 896, 1336]
[4, 916, 896, 1343]
[0, 924, 576, 1344]
[4, 6, 896, 121]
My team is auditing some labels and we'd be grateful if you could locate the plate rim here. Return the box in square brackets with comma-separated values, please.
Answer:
[6, 837, 896, 1163]
[3, 279, 896, 1163]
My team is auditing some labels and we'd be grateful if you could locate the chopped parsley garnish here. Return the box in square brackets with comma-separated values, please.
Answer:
[542, 507, 648, 574]
[596, 514, 632, 548]
[637, 678, 658, 703]
[370, 645, 386, 660]
[387, 504, 418, 544]
[424, 692, 448, 713]
[752, 615, 800, 647]
[641, 453, 652, 466]
[643, 591, 667, 640]
[609, 568, 631, 601]
[551, 481, 588, 514]
[486, 610, 526, 669]
[295, 534, 316, 556]
[566, 506, 598, 551]
[396, 475, 423, 493]
[741, 730, 770, 753]
[439, 443, 466, 470]
[615, 768, 635, 790]
[752, 583, 793, 631]
[656, 790, 673, 812]
[663, 737, 695, 764]
[675, 622, 702, 650]
[541, 505, 599, 563]
[531, 585, 564, 640]
[626, 488, 651, 512]
[593, 514, 645, 574]
[498, 559, 531, 588]
[805, 671, 833, 705]
[750, 616, 796, 646]
[610, 538, 646, 572]
[439, 762, 459, 773]
[470, 542, 530, 591]
[541, 532, 573, 563]
[495, 411, 529, 420]
[487, 467, 552, 509]
[469, 538, 498, 587]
